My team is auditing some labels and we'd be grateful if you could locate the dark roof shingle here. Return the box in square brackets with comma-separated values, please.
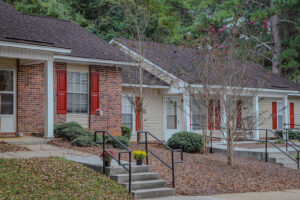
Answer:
[115, 38, 300, 91]
[0, 1, 131, 62]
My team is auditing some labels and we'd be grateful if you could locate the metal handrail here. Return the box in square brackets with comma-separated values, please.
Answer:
[195, 125, 299, 170]
[137, 130, 183, 188]
[94, 130, 132, 192]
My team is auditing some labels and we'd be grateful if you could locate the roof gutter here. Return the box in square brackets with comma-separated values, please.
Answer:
[190, 84, 300, 94]
[122, 83, 170, 89]
[54, 55, 138, 66]
[0, 40, 71, 53]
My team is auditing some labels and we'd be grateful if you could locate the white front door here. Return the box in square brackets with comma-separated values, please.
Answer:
[164, 96, 180, 141]
[0, 69, 16, 133]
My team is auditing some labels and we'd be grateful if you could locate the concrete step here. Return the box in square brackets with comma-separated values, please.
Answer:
[122, 180, 167, 190]
[106, 165, 150, 176]
[110, 172, 159, 184]
[270, 157, 297, 163]
[132, 187, 175, 199]
[279, 162, 299, 170]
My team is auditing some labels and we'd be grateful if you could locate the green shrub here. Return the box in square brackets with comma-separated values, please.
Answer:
[275, 139, 284, 144]
[275, 130, 300, 140]
[54, 122, 85, 141]
[107, 136, 130, 149]
[71, 135, 95, 147]
[167, 131, 203, 153]
[122, 125, 132, 140]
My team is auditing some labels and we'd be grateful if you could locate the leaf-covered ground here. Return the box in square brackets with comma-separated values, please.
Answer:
[0, 157, 132, 200]
[0, 141, 30, 153]
[50, 140, 300, 196]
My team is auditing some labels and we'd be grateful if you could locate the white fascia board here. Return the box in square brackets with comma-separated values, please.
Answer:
[190, 84, 300, 94]
[122, 83, 169, 89]
[0, 41, 71, 53]
[53, 55, 138, 66]
[110, 39, 186, 86]
[288, 94, 300, 96]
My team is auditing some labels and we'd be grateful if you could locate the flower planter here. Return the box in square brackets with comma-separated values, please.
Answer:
[104, 160, 111, 167]
[136, 159, 143, 165]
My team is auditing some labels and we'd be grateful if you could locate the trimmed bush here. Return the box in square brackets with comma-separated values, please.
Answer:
[167, 131, 203, 153]
[107, 136, 130, 149]
[122, 125, 132, 140]
[71, 135, 95, 147]
[275, 130, 300, 140]
[54, 122, 85, 141]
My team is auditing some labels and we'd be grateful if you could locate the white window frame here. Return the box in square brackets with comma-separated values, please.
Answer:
[67, 71, 89, 114]
[191, 98, 205, 132]
[277, 100, 284, 130]
[122, 95, 136, 134]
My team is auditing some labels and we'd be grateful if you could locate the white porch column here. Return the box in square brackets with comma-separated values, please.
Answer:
[283, 96, 289, 129]
[183, 92, 191, 132]
[221, 95, 227, 143]
[44, 59, 54, 138]
[253, 96, 260, 140]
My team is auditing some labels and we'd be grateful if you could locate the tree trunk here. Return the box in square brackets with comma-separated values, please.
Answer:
[226, 128, 233, 166]
[270, 0, 281, 74]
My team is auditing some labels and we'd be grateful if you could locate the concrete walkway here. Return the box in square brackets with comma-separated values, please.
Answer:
[146, 190, 300, 200]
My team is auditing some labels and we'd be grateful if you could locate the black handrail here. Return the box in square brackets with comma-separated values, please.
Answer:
[137, 131, 183, 188]
[94, 130, 132, 192]
[195, 125, 300, 170]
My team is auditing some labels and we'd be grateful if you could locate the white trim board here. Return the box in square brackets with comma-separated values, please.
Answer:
[122, 83, 169, 89]
[54, 55, 138, 67]
[110, 39, 186, 87]
[0, 41, 71, 53]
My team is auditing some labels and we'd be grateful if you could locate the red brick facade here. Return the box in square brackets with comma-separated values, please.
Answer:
[89, 65, 122, 136]
[0, 62, 122, 137]
[17, 63, 45, 135]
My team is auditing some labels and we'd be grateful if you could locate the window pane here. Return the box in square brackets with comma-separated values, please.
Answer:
[167, 101, 176, 115]
[122, 114, 132, 129]
[278, 115, 283, 129]
[0, 94, 13, 114]
[192, 115, 201, 130]
[74, 82, 81, 93]
[167, 115, 177, 129]
[0, 70, 13, 92]
[67, 72, 73, 82]
[74, 72, 80, 82]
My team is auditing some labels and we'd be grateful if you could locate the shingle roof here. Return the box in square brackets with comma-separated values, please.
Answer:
[122, 66, 169, 86]
[0, 1, 131, 62]
[115, 38, 300, 91]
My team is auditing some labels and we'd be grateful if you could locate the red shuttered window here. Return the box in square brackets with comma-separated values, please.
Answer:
[90, 72, 99, 114]
[290, 102, 294, 129]
[57, 70, 67, 114]
[272, 102, 277, 129]
[215, 100, 221, 130]
[135, 97, 143, 131]
[236, 100, 242, 128]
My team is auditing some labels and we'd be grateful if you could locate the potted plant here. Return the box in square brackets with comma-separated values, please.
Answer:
[100, 151, 115, 167]
[133, 151, 147, 165]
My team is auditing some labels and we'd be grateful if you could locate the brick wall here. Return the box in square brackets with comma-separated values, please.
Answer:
[17, 63, 45, 135]
[54, 62, 67, 124]
[89, 65, 122, 136]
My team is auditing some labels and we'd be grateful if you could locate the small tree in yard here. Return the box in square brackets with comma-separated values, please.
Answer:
[184, 8, 269, 165]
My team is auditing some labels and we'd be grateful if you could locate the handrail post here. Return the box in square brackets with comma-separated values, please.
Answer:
[286, 129, 288, 152]
[171, 150, 175, 188]
[265, 130, 268, 162]
[103, 132, 106, 174]
[297, 151, 299, 170]
[129, 152, 132, 193]
[145, 132, 149, 165]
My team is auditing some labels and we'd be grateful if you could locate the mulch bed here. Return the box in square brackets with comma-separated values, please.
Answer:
[0, 141, 30, 153]
[49, 140, 300, 196]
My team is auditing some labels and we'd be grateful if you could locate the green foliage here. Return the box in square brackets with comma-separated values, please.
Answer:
[54, 122, 85, 141]
[107, 136, 130, 149]
[71, 134, 95, 147]
[274, 138, 284, 144]
[121, 125, 132, 140]
[167, 131, 203, 153]
[275, 130, 300, 140]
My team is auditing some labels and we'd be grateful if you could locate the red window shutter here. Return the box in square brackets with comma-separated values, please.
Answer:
[290, 102, 295, 129]
[272, 102, 277, 129]
[236, 100, 242, 128]
[57, 70, 66, 114]
[215, 100, 221, 130]
[135, 97, 143, 131]
[208, 100, 214, 130]
[90, 72, 99, 115]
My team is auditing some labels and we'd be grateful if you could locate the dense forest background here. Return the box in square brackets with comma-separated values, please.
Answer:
[5, 0, 300, 81]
